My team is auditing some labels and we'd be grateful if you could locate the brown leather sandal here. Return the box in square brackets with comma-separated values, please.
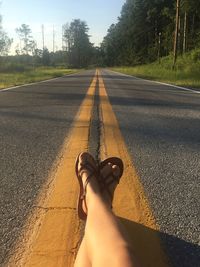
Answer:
[99, 157, 124, 206]
[75, 152, 98, 220]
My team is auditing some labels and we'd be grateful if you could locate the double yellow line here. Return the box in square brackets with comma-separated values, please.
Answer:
[8, 70, 169, 267]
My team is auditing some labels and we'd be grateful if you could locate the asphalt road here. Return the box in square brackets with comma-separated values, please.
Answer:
[0, 69, 200, 267]
[101, 69, 200, 267]
[0, 70, 95, 266]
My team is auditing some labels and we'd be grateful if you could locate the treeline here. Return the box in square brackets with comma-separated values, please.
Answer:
[0, 15, 101, 70]
[0, 14, 12, 55]
[2, 1, 200, 70]
[101, 0, 200, 66]
[63, 19, 101, 68]
[0, 22, 68, 70]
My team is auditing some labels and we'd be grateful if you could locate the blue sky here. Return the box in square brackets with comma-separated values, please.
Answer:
[1, 0, 125, 54]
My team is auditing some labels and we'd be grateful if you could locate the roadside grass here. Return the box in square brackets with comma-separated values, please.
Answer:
[0, 67, 78, 89]
[112, 50, 200, 89]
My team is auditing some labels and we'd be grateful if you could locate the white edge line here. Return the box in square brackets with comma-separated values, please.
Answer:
[108, 69, 200, 94]
[0, 71, 80, 92]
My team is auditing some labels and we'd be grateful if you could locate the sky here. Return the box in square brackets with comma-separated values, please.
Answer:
[1, 0, 125, 54]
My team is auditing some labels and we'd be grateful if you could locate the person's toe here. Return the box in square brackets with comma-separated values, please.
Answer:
[100, 162, 120, 206]
[101, 163, 112, 179]
[112, 165, 120, 177]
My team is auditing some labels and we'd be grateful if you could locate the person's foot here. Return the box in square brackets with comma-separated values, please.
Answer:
[76, 153, 123, 219]
[77, 152, 100, 215]
[100, 162, 121, 207]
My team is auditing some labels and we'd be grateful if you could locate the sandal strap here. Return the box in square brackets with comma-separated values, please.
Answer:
[80, 172, 95, 214]
[79, 161, 97, 177]
[80, 173, 93, 200]
[106, 172, 120, 183]
[101, 173, 120, 187]
[99, 172, 120, 205]
[104, 186, 113, 200]
[78, 157, 98, 201]
[79, 160, 98, 203]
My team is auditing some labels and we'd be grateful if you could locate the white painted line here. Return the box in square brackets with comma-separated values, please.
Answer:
[0, 82, 41, 92]
[107, 70, 141, 79]
[108, 69, 200, 94]
[0, 72, 80, 93]
[150, 80, 200, 94]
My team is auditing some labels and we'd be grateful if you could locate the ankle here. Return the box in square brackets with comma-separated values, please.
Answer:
[102, 192, 113, 207]
[82, 174, 100, 203]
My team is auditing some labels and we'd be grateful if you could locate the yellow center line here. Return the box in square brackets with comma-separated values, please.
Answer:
[9, 69, 170, 267]
[8, 71, 98, 267]
[98, 70, 170, 267]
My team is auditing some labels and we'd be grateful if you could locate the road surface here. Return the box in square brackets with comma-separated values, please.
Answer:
[0, 70, 199, 267]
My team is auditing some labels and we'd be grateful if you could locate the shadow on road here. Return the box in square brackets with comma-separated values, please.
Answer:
[119, 217, 200, 267]
[107, 93, 200, 111]
[59, 74, 135, 80]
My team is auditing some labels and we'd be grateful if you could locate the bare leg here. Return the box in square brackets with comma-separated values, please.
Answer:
[74, 154, 140, 267]
[74, 237, 91, 267]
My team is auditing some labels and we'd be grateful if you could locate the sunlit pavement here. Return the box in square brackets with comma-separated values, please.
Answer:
[0, 69, 199, 267]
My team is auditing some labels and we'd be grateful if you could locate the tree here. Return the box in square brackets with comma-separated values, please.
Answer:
[42, 47, 50, 66]
[101, 24, 122, 66]
[180, 0, 200, 52]
[63, 23, 72, 51]
[0, 14, 12, 55]
[64, 19, 93, 68]
[16, 24, 35, 55]
[101, 0, 200, 67]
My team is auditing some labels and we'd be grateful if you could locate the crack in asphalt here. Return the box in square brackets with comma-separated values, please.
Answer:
[33, 206, 76, 211]
[88, 79, 101, 163]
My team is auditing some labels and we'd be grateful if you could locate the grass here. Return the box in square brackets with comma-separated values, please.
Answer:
[112, 49, 200, 89]
[0, 67, 78, 89]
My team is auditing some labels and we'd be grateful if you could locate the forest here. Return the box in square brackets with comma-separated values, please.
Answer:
[0, 18, 99, 70]
[101, 0, 200, 66]
[1, 0, 200, 71]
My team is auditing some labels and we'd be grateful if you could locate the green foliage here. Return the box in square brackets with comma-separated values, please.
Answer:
[0, 10, 100, 69]
[63, 19, 94, 68]
[42, 48, 50, 66]
[0, 67, 77, 89]
[15, 24, 36, 55]
[0, 30, 12, 55]
[102, 0, 200, 66]
[112, 49, 200, 88]
[0, 62, 27, 72]
[0, 13, 12, 55]
[190, 48, 200, 62]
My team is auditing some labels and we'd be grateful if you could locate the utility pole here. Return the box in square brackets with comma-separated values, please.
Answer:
[158, 32, 161, 63]
[53, 25, 55, 53]
[173, 0, 180, 69]
[62, 25, 64, 51]
[183, 11, 187, 54]
[42, 24, 45, 52]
